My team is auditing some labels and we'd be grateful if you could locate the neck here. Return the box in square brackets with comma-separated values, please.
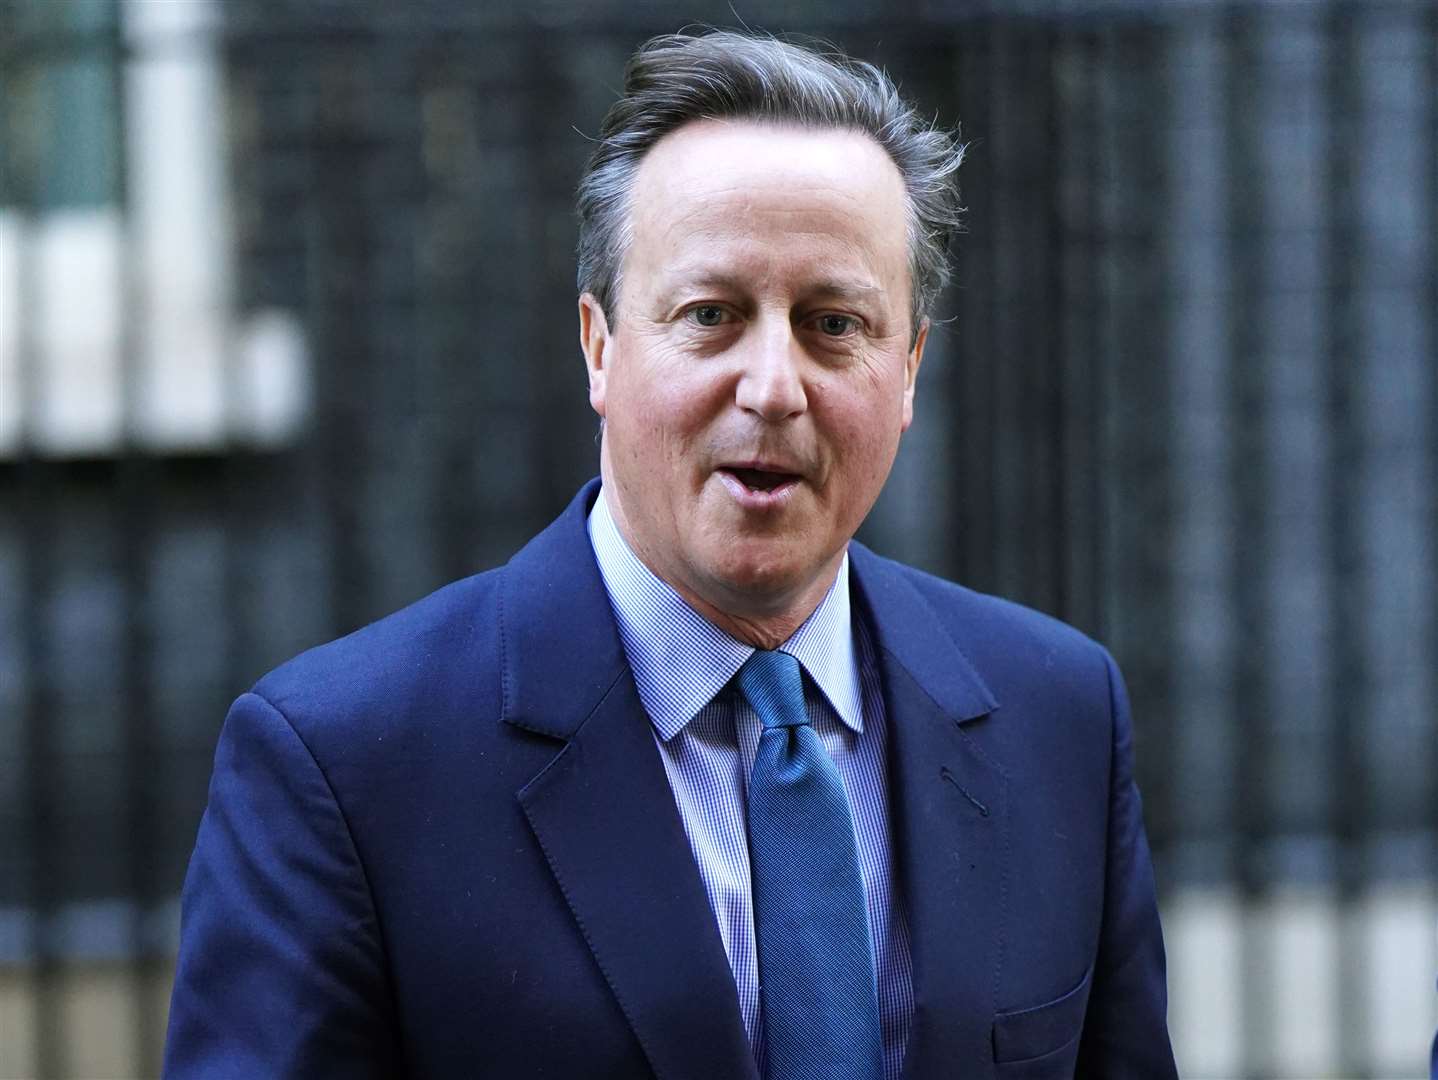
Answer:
[672, 583, 824, 651]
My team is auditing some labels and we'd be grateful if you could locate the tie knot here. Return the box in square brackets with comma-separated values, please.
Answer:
[737, 650, 808, 730]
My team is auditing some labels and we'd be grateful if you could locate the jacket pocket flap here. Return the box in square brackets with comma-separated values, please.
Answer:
[991, 963, 1094, 1064]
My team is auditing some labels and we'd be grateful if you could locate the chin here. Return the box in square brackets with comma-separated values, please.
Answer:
[701, 547, 817, 611]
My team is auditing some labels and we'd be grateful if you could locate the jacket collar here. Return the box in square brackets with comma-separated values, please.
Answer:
[846, 542, 998, 724]
[498, 479, 627, 739]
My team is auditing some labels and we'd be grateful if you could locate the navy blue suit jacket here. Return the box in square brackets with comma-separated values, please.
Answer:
[165, 480, 1177, 1078]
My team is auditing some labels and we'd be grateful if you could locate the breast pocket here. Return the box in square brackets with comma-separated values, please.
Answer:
[991, 963, 1093, 1077]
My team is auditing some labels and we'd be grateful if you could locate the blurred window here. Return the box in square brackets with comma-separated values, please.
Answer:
[0, 0, 309, 458]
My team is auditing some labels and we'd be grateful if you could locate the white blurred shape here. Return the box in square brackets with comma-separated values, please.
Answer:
[1165, 887, 1244, 1079]
[236, 310, 311, 446]
[35, 210, 124, 454]
[1257, 886, 1342, 1077]
[125, 0, 230, 449]
[1358, 885, 1438, 1074]
[0, 213, 21, 455]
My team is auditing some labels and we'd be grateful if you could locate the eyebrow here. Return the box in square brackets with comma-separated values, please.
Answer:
[657, 271, 882, 302]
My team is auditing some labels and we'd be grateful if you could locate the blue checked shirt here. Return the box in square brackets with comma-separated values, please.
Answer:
[588, 493, 914, 1080]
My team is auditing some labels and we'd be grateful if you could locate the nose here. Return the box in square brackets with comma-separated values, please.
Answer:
[734, 321, 807, 421]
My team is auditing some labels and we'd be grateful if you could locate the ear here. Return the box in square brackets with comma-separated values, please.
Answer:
[900, 317, 929, 432]
[578, 292, 612, 418]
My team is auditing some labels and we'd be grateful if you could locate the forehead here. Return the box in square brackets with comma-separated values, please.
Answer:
[625, 119, 910, 293]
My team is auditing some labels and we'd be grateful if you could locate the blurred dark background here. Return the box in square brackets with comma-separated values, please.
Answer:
[1, 0, 1434, 1076]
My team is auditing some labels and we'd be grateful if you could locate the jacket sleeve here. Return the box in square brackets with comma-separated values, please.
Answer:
[1074, 650, 1180, 1079]
[163, 692, 398, 1079]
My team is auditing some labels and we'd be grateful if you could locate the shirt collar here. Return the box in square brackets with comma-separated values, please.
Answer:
[587, 489, 864, 741]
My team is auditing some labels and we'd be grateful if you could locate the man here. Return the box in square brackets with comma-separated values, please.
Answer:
[165, 30, 1178, 1079]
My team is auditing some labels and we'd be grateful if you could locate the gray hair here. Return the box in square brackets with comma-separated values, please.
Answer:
[575, 30, 966, 339]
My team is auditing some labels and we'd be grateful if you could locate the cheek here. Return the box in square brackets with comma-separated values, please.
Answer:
[824, 375, 906, 460]
[609, 384, 708, 472]
[615, 337, 715, 405]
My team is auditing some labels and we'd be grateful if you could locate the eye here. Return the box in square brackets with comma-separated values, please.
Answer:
[814, 313, 859, 337]
[685, 304, 730, 327]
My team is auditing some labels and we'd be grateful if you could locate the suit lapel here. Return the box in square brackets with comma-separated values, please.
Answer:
[516, 676, 756, 1080]
[850, 545, 1008, 1078]
[500, 481, 756, 1080]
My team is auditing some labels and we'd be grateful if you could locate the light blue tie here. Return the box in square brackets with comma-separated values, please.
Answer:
[738, 649, 883, 1080]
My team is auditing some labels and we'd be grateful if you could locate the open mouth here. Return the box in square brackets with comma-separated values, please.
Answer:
[721, 467, 799, 493]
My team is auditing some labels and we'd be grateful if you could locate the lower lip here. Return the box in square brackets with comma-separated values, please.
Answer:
[716, 470, 800, 510]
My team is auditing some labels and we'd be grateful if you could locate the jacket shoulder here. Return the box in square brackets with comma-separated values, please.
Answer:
[873, 553, 1109, 670]
[249, 567, 505, 741]
[851, 545, 1117, 729]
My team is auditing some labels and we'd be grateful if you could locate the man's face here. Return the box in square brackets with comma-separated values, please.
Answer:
[580, 119, 927, 625]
